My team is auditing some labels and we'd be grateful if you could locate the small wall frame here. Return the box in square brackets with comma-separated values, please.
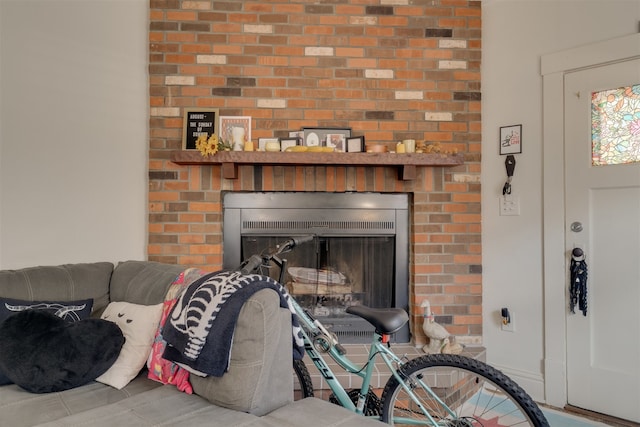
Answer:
[258, 138, 279, 151]
[499, 124, 522, 155]
[182, 108, 219, 150]
[346, 136, 365, 153]
[279, 137, 301, 151]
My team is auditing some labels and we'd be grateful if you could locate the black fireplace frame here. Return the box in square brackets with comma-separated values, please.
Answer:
[222, 192, 410, 343]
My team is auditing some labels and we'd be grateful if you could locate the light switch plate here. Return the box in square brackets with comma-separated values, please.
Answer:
[499, 195, 520, 216]
[501, 310, 516, 332]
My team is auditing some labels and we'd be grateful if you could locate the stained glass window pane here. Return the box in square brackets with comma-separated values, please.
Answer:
[591, 84, 640, 166]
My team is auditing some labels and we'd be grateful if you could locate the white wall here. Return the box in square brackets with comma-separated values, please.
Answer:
[0, 0, 148, 269]
[482, 0, 640, 402]
[0, 1, 4, 265]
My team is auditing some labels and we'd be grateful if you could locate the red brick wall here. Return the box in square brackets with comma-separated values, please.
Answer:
[148, 0, 482, 345]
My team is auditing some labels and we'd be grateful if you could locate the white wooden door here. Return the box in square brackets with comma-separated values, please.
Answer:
[565, 59, 640, 422]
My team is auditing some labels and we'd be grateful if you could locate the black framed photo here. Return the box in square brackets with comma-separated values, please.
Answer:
[182, 108, 219, 150]
[302, 127, 351, 147]
[279, 137, 301, 151]
[499, 124, 522, 155]
[346, 136, 365, 153]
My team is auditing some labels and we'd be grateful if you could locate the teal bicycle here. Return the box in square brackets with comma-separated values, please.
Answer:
[239, 236, 549, 427]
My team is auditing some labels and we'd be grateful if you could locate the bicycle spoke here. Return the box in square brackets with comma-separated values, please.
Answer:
[381, 354, 548, 427]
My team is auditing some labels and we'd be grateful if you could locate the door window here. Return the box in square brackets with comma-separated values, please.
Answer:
[591, 84, 640, 166]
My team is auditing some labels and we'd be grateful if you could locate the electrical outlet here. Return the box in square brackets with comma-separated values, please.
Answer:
[501, 310, 516, 332]
[499, 195, 520, 216]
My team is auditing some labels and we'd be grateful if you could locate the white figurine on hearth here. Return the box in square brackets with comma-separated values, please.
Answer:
[420, 300, 463, 354]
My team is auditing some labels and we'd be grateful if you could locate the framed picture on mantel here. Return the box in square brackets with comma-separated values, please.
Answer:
[302, 127, 351, 147]
[219, 116, 251, 151]
[182, 108, 219, 150]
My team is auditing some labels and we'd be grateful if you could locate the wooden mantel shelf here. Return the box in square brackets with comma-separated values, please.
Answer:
[170, 150, 463, 180]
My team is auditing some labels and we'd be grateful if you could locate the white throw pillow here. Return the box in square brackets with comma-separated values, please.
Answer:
[96, 301, 163, 389]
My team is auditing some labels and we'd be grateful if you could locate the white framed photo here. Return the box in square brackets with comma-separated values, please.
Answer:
[279, 137, 300, 151]
[258, 138, 279, 151]
[219, 116, 251, 151]
[499, 124, 522, 155]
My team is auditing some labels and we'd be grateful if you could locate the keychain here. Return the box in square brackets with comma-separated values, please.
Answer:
[502, 155, 516, 195]
[569, 247, 588, 316]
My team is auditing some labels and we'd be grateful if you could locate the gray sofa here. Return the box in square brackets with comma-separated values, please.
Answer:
[0, 261, 382, 426]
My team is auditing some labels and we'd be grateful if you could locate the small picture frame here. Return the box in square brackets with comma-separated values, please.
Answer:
[219, 116, 252, 150]
[326, 134, 346, 152]
[289, 130, 304, 144]
[182, 108, 219, 150]
[346, 136, 365, 153]
[279, 137, 300, 152]
[499, 124, 522, 155]
[302, 127, 351, 147]
[258, 138, 279, 151]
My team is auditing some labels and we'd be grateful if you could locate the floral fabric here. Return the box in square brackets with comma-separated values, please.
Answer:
[147, 268, 204, 393]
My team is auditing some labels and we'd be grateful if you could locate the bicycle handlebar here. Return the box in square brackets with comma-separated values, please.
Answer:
[239, 254, 263, 275]
[272, 235, 315, 255]
[290, 234, 314, 247]
[238, 235, 315, 275]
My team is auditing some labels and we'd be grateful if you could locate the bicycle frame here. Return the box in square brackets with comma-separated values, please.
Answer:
[247, 240, 449, 425]
[242, 238, 549, 427]
[289, 295, 451, 425]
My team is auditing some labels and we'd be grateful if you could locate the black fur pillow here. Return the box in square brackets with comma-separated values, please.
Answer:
[0, 309, 125, 393]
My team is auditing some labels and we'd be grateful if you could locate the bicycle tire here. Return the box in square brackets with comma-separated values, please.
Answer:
[293, 359, 314, 399]
[381, 353, 549, 427]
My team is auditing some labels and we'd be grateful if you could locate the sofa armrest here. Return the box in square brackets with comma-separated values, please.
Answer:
[189, 288, 293, 416]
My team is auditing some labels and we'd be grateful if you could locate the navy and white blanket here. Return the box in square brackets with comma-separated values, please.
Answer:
[162, 270, 305, 377]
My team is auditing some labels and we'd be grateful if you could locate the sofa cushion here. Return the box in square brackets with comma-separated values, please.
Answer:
[0, 310, 124, 393]
[31, 385, 263, 427]
[0, 262, 113, 315]
[0, 297, 93, 324]
[109, 260, 185, 306]
[0, 373, 161, 427]
[264, 397, 386, 426]
[96, 301, 163, 389]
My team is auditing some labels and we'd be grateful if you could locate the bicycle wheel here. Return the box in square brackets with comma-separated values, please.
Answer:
[293, 359, 314, 400]
[381, 354, 549, 427]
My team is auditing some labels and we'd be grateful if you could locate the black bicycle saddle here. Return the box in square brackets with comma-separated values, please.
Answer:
[345, 306, 409, 335]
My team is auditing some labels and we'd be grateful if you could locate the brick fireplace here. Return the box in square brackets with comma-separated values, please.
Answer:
[147, 0, 482, 347]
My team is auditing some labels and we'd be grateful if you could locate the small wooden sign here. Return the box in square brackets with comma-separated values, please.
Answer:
[182, 108, 219, 150]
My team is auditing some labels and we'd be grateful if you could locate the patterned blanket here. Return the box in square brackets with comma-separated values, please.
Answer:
[162, 270, 304, 377]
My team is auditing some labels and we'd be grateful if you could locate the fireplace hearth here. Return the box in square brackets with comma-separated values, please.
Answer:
[222, 192, 410, 343]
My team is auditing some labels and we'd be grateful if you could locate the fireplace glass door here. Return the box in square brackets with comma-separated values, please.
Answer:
[242, 235, 396, 342]
[224, 191, 410, 343]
